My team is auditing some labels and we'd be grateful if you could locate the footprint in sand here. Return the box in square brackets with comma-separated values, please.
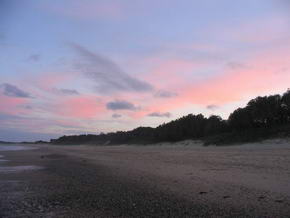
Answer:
[258, 196, 266, 201]
[275, 199, 283, 203]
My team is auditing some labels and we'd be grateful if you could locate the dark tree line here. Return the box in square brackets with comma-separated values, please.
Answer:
[228, 91, 290, 129]
[51, 90, 290, 145]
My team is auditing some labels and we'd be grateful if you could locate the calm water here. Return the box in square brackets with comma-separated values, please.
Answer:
[0, 145, 35, 151]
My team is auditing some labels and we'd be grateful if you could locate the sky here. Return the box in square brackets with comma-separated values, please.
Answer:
[1, 0, 290, 141]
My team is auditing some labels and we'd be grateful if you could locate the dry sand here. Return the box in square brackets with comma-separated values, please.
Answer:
[1, 140, 290, 217]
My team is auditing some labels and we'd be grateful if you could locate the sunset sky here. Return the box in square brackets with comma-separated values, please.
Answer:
[1, 0, 290, 141]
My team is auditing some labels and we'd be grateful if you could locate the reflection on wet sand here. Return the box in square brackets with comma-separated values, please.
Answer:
[0, 145, 36, 151]
[0, 165, 43, 173]
[0, 145, 43, 173]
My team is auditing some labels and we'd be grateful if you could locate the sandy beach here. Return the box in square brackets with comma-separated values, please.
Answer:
[1, 140, 290, 217]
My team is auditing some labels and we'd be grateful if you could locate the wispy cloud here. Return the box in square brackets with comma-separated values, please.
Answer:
[227, 62, 250, 70]
[70, 43, 153, 94]
[206, 104, 219, 111]
[27, 54, 41, 62]
[106, 100, 139, 111]
[154, 90, 177, 98]
[112, 113, 122, 118]
[0, 83, 32, 98]
[147, 112, 171, 118]
[53, 88, 79, 96]
[44, 0, 124, 20]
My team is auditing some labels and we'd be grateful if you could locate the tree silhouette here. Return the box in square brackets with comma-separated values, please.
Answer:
[50, 90, 290, 146]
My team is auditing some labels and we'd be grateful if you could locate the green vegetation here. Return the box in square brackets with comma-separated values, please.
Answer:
[51, 90, 290, 146]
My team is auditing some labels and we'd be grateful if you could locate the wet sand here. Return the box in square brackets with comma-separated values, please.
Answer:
[0, 141, 290, 217]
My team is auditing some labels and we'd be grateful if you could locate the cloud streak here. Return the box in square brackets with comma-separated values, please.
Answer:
[27, 54, 41, 62]
[53, 88, 79, 96]
[206, 104, 219, 110]
[70, 43, 153, 94]
[147, 112, 171, 118]
[0, 83, 32, 98]
[106, 100, 139, 111]
[154, 90, 177, 98]
[112, 113, 122, 118]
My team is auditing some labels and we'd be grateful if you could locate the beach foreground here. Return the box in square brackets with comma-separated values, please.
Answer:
[1, 140, 290, 217]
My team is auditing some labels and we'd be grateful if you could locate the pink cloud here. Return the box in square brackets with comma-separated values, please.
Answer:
[142, 57, 212, 96]
[55, 95, 106, 119]
[35, 72, 77, 91]
[0, 95, 30, 115]
[186, 46, 290, 104]
[134, 43, 290, 117]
